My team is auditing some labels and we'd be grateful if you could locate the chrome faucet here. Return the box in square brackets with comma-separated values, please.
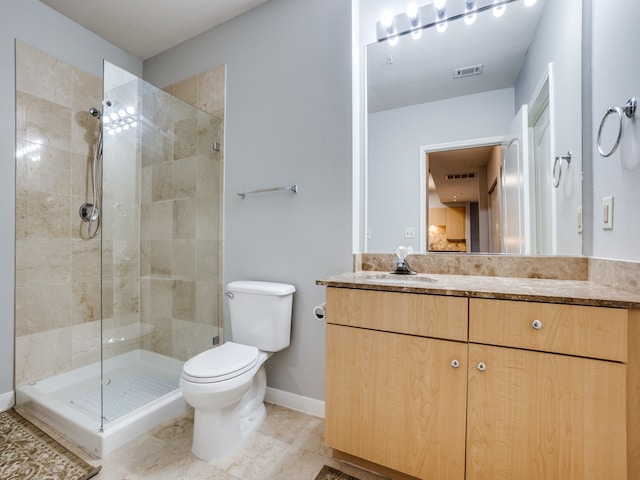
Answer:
[390, 246, 417, 275]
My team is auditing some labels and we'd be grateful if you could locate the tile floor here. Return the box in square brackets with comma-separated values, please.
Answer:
[21, 403, 390, 480]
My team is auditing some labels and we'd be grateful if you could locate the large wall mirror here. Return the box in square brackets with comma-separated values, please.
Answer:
[363, 0, 583, 256]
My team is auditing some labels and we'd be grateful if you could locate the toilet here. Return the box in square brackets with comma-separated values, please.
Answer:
[180, 280, 295, 461]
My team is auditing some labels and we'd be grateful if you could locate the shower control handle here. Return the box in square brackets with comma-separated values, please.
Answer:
[79, 203, 100, 222]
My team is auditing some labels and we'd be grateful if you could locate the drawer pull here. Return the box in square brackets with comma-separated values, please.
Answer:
[477, 362, 487, 372]
[532, 319, 543, 330]
[451, 359, 460, 369]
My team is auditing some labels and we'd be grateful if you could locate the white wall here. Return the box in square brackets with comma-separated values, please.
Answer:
[144, 0, 353, 401]
[367, 88, 514, 252]
[0, 1, 141, 403]
[515, 0, 583, 255]
[590, 0, 640, 261]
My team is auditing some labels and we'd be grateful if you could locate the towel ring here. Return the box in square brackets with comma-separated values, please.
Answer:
[597, 97, 636, 157]
[552, 151, 572, 188]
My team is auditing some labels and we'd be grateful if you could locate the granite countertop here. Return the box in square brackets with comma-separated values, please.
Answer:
[317, 272, 640, 309]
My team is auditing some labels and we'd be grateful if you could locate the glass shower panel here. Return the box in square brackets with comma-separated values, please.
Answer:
[101, 62, 221, 428]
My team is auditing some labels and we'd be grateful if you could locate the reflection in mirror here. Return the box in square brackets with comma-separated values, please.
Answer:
[364, 0, 583, 256]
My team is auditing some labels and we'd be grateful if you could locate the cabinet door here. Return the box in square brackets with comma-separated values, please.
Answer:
[466, 344, 627, 480]
[446, 206, 466, 240]
[326, 324, 467, 480]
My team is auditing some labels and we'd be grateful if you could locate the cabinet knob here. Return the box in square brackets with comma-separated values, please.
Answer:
[532, 319, 543, 330]
[477, 362, 487, 372]
[451, 359, 460, 369]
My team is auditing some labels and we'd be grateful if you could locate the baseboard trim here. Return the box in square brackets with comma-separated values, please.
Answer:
[0, 391, 15, 412]
[265, 387, 325, 418]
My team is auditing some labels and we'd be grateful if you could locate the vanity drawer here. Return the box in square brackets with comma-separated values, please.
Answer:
[326, 287, 468, 341]
[469, 298, 628, 362]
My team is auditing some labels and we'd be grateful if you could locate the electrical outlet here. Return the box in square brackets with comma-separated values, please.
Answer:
[602, 196, 614, 230]
[404, 227, 416, 239]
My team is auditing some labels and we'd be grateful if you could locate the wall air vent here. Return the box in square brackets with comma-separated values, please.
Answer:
[454, 64, 483, 78]
[445, 172, 477, 180]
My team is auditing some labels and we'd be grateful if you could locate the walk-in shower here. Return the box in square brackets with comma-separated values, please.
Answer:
[15, 55, 224, 457]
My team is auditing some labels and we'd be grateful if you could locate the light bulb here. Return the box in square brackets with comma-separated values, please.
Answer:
[118, 109, 126, 118]
[131, 121, 137, 128]
[123, 124, 129, 130]
[126, 106, 136, 115]
[103, 116, 111, 124]
[116, 127, 122, 133]
[465, 0, 476, 25]
[434, 0, 446, 11]
[411, 29, 423, 40]
[388, 35, 399, 46]
[110, 112, 118, 121]
[436, 21, 448, 32]
[407, 2, 419, 19]
[381, 10, 394, 28]
[493, 2, 506, 17]
[524, 0, 537, 5]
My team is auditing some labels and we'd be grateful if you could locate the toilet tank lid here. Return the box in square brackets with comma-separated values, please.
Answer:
[226, 281, 295, 296]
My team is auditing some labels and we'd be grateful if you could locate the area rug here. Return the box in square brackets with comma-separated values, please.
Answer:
[315, 465, 360, 480]
[0, 409, 101, 480]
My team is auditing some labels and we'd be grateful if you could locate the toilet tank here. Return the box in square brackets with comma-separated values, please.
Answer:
[226, 281, 295, 352]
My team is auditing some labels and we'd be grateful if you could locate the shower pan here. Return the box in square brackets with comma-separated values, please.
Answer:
[16, 60, 224, 457]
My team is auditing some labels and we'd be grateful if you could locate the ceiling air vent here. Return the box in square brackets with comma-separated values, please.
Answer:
[454, 64, 483, 78]
[446, 172, 477, 180]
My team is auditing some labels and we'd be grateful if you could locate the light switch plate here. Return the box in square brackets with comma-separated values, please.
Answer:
[577, 206, 583, 233]
[602, 196, 614, 230]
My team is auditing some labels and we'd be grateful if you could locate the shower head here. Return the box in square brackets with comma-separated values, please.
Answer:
[89, 107, 102, 118]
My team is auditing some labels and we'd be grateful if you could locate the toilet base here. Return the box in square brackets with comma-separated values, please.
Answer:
[191, 365, 268, 461]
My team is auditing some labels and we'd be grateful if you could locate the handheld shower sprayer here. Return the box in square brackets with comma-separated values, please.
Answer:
[79, 106, 103, 238]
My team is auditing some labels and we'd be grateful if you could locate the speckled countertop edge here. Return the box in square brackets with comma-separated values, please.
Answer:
[316, 272, 640, 309]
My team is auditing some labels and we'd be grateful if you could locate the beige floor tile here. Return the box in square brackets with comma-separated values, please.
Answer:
[208, 432, 292, 480]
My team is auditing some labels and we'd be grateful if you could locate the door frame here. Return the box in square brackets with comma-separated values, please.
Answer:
[419, 136, 503, 252]
[527, 62, 557, 254]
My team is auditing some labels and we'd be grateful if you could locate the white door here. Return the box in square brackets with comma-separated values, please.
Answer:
[501, 105, 529, 254]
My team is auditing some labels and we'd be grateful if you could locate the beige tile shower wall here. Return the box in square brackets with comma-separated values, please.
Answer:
[140, 65, 225, 360]
[14, 41, 106, 386]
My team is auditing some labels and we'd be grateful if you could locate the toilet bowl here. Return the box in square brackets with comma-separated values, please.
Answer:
[180, 342, 270, 460]
[180, 281, 295, 461]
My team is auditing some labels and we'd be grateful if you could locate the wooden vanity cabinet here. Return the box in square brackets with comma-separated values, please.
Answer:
[325, 287, 469, 480]
[325, 288, 640, 480]
[467, 298, 629, 480]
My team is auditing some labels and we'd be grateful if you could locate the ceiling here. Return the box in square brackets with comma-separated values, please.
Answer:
[38, 0, 270, 60]
[366, 0, 547, 112]
[429, 145, 499, 203]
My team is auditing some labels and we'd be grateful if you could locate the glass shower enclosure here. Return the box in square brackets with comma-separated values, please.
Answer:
[15, 58, 223, 458]
[97, 61, 223, 432]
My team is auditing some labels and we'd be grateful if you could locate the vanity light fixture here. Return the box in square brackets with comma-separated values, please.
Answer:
[464, 0, 477, 25]
[375, 0, 525, 44]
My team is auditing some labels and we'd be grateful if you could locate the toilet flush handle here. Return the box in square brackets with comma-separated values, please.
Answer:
[224, 291, 234, 299]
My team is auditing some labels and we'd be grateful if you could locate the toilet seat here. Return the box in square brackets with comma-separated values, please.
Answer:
[182, 342, 260, 384]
